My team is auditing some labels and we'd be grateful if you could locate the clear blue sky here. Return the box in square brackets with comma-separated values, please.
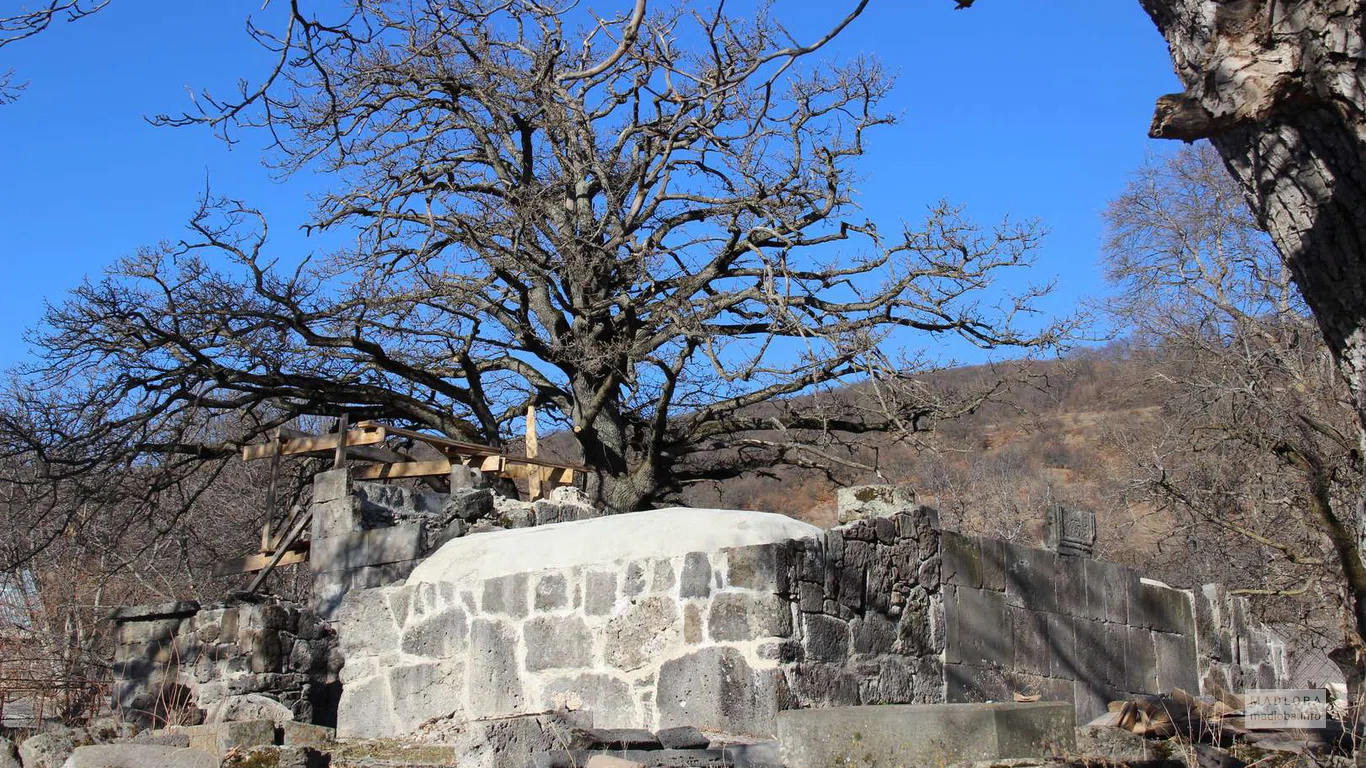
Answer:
[0, 1, 1180, 370]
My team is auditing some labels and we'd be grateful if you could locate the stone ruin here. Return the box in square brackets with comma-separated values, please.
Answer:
[106, 472, 1293, 766]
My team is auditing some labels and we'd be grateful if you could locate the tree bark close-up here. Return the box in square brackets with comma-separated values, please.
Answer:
[1139, 0, 1366, 667]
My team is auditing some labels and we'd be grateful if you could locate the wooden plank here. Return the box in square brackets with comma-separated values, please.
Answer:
[247, 510, 313, 593]
[526, 405, 541, 500]
[351, 459, 453, 480]
[212, 543, 310, 577]
[241, 426, 385, 460]
[357, 421, 502, 457]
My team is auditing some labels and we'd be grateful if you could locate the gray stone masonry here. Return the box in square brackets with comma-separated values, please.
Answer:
[776, 702, 1076, 768]
[308, 468, 598, 619]
[332, 505, 947, 739]
[109, 596, 339, 729]
[940, 531, 1288, 723]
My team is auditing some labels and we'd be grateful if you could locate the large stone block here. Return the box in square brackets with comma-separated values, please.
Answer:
[1155, 631, 1199, 692]
[725, 544, 782, 592]
[389, 660, 464, 733]
[468, 618, 527, 716]
[312, 468, 352, 505]
[482, 573, 530, 618]
[940, 532, 983, 589]
[541, 673, 637, 728]
[63, 745, 215, 768]
[526, 615, 594, 671]
[835, 485, 915, 524]
[1084, 559, 1134, 624]
[312, 524, 423, 573]
[535, 572, 569, 610]
[801, 612, 849, 662]
[310, 497, 359, 543]
[679, 553, 712, 599]
[656, 646, 791, 737]
[1135, 581, 1194, 634]
[1010, 606, 1050, 677]
[584, 570, 619, 615]
[777, 702, 1075, 768]
[336, 674, 397, 738]
[1072, 619, 1126, 690]
[332, 588, 400, 659]
[604, 596, 680, 672]
[708, 592, 791, 642]
[945, 586, 1010, 667]
[1125, 626, 1159, 694]
[401, 606, 469, 658]
[1003, 544, 1057, 613]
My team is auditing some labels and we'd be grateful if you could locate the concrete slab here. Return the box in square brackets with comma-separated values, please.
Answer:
[407, 507, 821, 586]
[777, 703, 1075, 768]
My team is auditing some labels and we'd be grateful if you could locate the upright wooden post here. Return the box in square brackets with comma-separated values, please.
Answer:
[261, 428, 282, 553]
[526, 405, 541, 500]
[333, 413, 349, 469]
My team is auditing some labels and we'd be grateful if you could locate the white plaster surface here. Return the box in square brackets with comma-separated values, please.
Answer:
[406, 507, 820, 586]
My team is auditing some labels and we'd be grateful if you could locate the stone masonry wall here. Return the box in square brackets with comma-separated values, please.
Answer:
[331, 505, 947, 740]
[940, 531, 1288, 723]
[309, 468, 601, 619]
[109, 597, 339, 728]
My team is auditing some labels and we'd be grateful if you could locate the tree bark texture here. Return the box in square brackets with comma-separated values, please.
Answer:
[1141, 0, 1366, 646]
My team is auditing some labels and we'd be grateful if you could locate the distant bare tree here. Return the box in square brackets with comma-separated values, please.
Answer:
[8, 0, 1071, 514]
[1104, 143, 1362, 647]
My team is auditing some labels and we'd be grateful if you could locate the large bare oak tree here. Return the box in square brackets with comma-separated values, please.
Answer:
[3, 1, 1066, 517]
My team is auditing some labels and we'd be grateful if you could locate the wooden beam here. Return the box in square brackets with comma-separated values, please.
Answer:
[526, 405, 542, 500]
[247, 510, 313, 593]
[212, 542, 310, 577]
[241, 426, 385, 460]
[351, 459, 453, 480]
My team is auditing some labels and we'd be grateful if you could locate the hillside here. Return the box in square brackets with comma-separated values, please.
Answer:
[676, 346, 1196, 582]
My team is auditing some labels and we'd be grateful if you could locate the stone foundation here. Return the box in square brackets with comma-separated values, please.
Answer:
[109, 597, 340, 728]
[331, 505, 947, 739]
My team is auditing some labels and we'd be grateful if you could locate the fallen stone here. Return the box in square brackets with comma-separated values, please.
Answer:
[126, 731, 192, 748]
[0, 737, 16, 768]
[61, 744, 215, 768]
[221, 745, 328, 768]
[535, 749, 729, 768]
[720, 741, 782, 768]
[583, 729, 662, 750]
[585, 756, 645, 768]
[655, 726, 710, 750]
[280, 721, 336, 749]
[20, 730, 89, 768]
[206, 693, 295, 724]
[777, 702, 1076, 768]
[1074, 725, 1160, 762]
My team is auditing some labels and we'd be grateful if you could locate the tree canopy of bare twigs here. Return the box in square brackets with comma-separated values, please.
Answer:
[1104, 143, 1363, 648]
[3, 0, 1070, 516]
[0, 1, 108, 103]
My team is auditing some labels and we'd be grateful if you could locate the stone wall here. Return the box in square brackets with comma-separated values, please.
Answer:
[940, 531, 1288, 722]
[109, 597, 339, 728]
[309, 468, 601, 618]
[331, 505, 947, 740]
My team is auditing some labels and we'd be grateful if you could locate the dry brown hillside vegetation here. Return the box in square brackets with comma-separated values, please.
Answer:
[679, 343, 1333, 620]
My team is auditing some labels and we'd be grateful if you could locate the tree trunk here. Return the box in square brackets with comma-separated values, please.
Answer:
[1140, 0, 1366, 648]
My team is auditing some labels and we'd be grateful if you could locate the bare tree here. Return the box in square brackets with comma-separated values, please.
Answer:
[9, 0, 1069, 514]
[0, 1, 109, 103]
[1103, 143, 1362, 650]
